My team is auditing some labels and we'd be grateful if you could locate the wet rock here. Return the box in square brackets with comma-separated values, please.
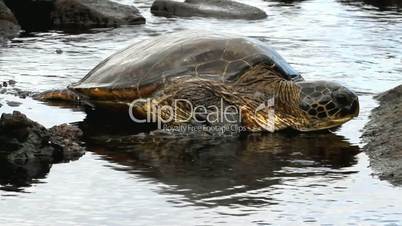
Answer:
[151, 0, 267, 20]
[0, 111, 53, 163]
[0, 83, 32, 98]
[3, 0, 53, 31]
[16, 90, 30, 99]
[56, 49, 63, 54]
[0, 111, 85, 164]
[51, 0, 145, 29]
[6, 100, 22, 107]
[48, 123, 85, 160]
[8, 79, 16, 86]
[0, 0, 20, 42]
[0, 112, 83, 191]
[7, 87, 31, 99]
[362, 84, 402, 185]
[3, 0, 145, 31]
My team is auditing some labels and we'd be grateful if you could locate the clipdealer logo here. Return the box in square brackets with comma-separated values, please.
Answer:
[128, 97, 275, 133]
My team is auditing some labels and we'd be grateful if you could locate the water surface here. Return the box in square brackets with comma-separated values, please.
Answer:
[1, 0, 402, 225]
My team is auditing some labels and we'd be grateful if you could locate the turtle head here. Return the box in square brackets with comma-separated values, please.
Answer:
[294, 81, 359, 131]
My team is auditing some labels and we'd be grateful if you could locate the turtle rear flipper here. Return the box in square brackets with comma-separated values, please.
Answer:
[33, 89, 79, 102]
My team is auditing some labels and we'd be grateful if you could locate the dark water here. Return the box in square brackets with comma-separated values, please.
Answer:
[1, 0, 402, 225]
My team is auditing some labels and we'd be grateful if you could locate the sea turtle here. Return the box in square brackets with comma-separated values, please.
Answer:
[35, 31, 359, 132]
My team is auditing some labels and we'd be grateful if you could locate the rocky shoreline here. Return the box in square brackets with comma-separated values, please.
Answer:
[0, 0, 145, 43]
[362, 84, 402, 185]
[0, 0, 268, 43]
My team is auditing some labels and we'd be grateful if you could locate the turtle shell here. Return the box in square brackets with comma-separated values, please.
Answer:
[70, 31, 302, 100]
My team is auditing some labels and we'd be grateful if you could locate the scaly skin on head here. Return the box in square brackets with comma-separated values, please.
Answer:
[295, 81, 359, 131]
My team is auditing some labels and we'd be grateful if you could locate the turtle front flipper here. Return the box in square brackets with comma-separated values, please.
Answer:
[144, 80, 242, 136]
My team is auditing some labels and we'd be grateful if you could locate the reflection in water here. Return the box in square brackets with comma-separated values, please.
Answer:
[0, 145, 84, 192]
[80, 111, 360, 207]
[0, 158, 51, 192]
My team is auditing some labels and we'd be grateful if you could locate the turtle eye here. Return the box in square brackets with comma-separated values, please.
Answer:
[334, 93, 349, 106]
[331, 87, 353, 106]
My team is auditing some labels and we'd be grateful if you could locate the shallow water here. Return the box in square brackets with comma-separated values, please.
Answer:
[1, 0, 402, 225]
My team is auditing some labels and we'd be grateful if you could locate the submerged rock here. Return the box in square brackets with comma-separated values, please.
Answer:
[0, 111, 85, 164]
[0, 0, 20, 42]
[151, 0, 267, 20]
[8, 79, 16, 86]
[3, 0, 145, 31]
[0, 80, 32, 99]
[6, 100, 22, 107]
[363, 84, 402, 185]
